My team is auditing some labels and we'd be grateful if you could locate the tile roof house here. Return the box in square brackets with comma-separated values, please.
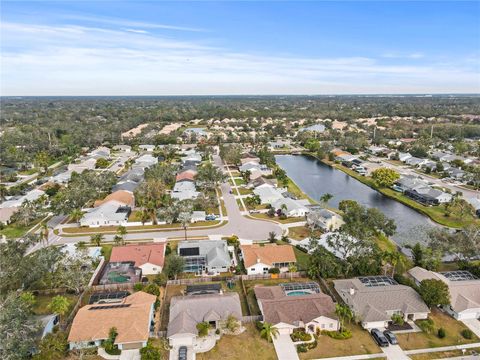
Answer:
[94, 190, 135, 208]
[68, 292, 156, 350]
[240, 244, 296, 275]
[334, 277, 430, 329]
[175, 172, 195, 182]
[408, 267, 480, 320]
[167, 293, 242, 347]
[110, 243, 166, 275]
[254, 284, 338, 335]
[177, 240, 232, 275]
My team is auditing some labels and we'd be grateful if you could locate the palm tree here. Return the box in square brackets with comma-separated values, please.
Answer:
[113, 235, 122, 246]
[288, 264, 297, 280]
[40, 223, 49, 247]
[70, 208, 83, 223]
[335, 303, 353, 330]
[90, 233, 104, 247]
[117, 225, 127, 245]
[268, 231, 277, 243]
[320, 193, 334, 206]
[178, 212, 192, 241]
[260, 322, 279, 342]
[48, 295, 70, 324]
[140, 209, 150, 225]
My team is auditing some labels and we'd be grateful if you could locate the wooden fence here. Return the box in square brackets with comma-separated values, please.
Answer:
[241, 315, 262, 323]
[166, 272, 307, 285]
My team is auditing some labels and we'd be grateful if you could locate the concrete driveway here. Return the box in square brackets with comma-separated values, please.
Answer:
[272, 334, 299, 360]
[462, 319, 480, 338]
[381, 344, 410, 360]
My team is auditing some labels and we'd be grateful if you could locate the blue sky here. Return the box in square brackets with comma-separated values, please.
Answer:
[1, 1, 479, 95]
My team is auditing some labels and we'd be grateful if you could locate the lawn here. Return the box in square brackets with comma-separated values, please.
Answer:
[237, 187, 253, 195]
[300, 323, 381, 359]
[331, 162, 479, 228]
[250, 213, 305, 224]
[33, 293, 79, 316]
[160, 285, 185, 330]
[0, 218, 43, 239]
[196, 323, 277, 360]
[288, 226, 311, 240]
[409, 348, 480, 360]
[396, 309, 479, 350]
[101, 244, 113, 260]
[293, 246, 310, 271]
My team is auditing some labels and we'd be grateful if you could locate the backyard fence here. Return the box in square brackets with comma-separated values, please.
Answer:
[238, 271, 306, 281]
[90, 282, 135, 292]
[166, 271, 307, 285]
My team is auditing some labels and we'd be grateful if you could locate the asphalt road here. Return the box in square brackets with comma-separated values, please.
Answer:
[52, 155, 282, 245]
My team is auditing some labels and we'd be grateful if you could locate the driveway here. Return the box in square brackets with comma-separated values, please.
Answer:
[119, 349, 140, 360]
[53, 156, 282, 246]
[272, 334, 299, 360]
[381, 344, 410, 360]
[462, 319, 480, 338]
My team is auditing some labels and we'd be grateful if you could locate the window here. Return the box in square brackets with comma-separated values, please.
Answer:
[250, 268, 255, 271]
[263, 268, 269, 271]
[329, 324, 333, 328]
[321, 324, 325, 329]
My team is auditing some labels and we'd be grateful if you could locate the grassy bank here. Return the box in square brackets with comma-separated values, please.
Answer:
[317, 156, 478, 229]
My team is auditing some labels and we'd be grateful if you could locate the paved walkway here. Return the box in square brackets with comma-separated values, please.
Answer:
[405, 342, 480, 355]
[318, 354, 385, 360]
[381, 344, 410, 360]
[119, 349, 140, 360]
[272, 334, 299, 360]
[462, 319, 480, 338]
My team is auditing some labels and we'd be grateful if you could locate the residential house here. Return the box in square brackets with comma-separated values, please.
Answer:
[171, 181, 199, 201]
[393, 175, 428, 193]
[254, 283, 338, 335]
[397, 152, 412, 162]
[299, 124, 326, 133]
[94, 190, 135, 208]
[68, 292, 156, 350]
[80, 200, 131, 227]
[405, 186, 452, 205]
[167, 293, 242, 347]
[119, 167, 144, 183]
[134, 154, 158, 169]
[113, 145, 132, 153]
[112, 180, 139, 193]
[334, 276, 430, 329]
[248, 176, 276, 189]
[253, 186, 284, 204]
[408, 267, 480, 320]
[176, 172, 195, 183]
[181, 152, 202, 165]
[306, 208, 344, 231]
[139, 145, 155, 152]
[240, 153, 260, 166]
[405, 157, 427, 167]
[240, 244, 296, 275]
[178, 240, 232, 275]
[191, 211, 206, 223]
[272, 197, 309, 217]
[110, 243, 166, 275]
[269, 139, 291, 150]
[68, 158, 97, 173]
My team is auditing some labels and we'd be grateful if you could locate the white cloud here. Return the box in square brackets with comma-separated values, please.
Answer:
[1, 21, 478, 95]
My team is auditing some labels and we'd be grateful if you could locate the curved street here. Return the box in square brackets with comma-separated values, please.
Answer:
[49, 155, 282, 246]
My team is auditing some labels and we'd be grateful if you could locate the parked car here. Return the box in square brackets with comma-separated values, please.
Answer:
[178, 346, 187, 360]
[370, 329, 389, 347]
[205, 214, 217, 221]
[383, 330, 398, 345]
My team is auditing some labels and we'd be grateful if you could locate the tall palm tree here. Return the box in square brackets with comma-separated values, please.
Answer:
[70, 208, 83, 223]
[178, 212, 192, 241]
[117, 225, 127, 245]
[288, 264, 297, 280]
[260, 322, 279, 342]
[335, 303, 353, 330]
[90, 233, 104, 247]
[40, 223, 49, 247]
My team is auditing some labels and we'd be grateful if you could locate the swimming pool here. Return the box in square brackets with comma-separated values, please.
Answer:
[286, 290, 312, 296]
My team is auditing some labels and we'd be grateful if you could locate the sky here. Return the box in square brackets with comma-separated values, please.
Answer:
[1, 1, 479, 96]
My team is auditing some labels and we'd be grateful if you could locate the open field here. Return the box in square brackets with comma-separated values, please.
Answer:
[197, 323, 277, 360]
[396, 309, 479, 350]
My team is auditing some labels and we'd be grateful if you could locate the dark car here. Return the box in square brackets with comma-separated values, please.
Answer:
[370, 328, 389, 347]
[205, 214, 217, 221]
[178, 346, 187, 360]
[383, 330, 398, 345]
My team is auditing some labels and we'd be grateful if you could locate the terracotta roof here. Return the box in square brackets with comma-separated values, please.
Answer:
[254, 285, 337, 325]
[240, 244, 296, 268]
[68, 292, 156, 344]
[176, 172, 195, 182]
[110, 243, 166, 268]
[94, 190, 135, 207]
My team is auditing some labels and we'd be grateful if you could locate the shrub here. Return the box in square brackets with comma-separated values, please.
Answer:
[461, 329, 473, 339]
[215, 328, 220, 335]
[322, 329, 352, 340]
[437, 328, 446, 338]
[296, 344, 307, 353]
[290, 330, 311, 342]
[295, 244, 308, 253]
[307, 339, 318, 350]
[133, 283, 144, 291]
[417, 319, 435, 334]
[391, 313, 404, 326]
[255, 321, 263, 331]
[143, 283, 160, 296]
[268, 267, 280, 274]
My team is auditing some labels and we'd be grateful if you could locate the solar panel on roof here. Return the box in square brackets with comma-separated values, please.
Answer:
[179, 247, 200, 256]
[359, 276, 398, 287]
[280, 282, 321, 293]
[89, 304, 131, 310]
[441, 270, 478, 281]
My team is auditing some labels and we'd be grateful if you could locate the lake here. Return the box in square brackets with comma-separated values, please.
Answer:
[275, 154, 437, 246]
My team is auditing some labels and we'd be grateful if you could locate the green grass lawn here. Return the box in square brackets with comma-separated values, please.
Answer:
[101, 244, 113, 260]
[234, 178, 245, 186]
[293, 246, 310, 271]
[196, 323, 277, 360]
[301, 323, 381, 359]
[237, 187, 253, 195]
[32, 293, 79, 316]
[288, 225, 312, 240]
[396, 309, 479, 350]
[0, 218, 43, 239]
